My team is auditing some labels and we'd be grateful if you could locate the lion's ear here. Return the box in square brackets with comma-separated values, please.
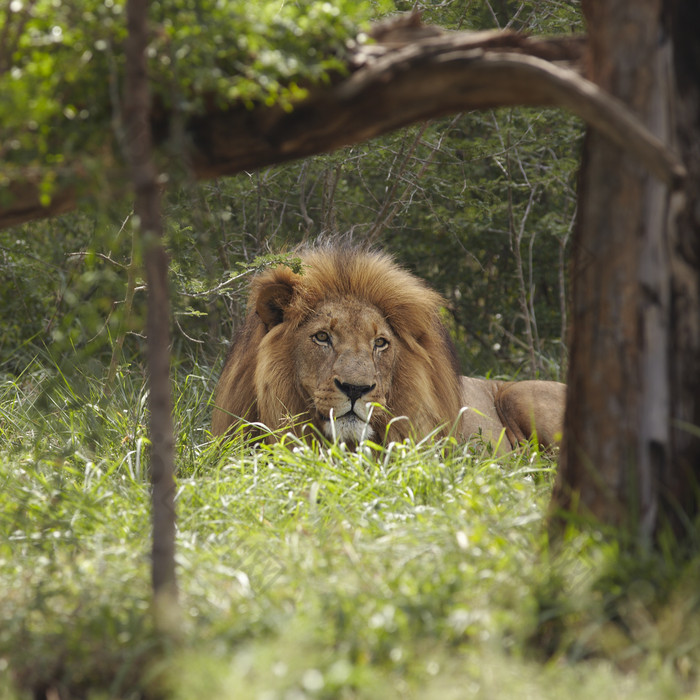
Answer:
[255, 281, 295, 329]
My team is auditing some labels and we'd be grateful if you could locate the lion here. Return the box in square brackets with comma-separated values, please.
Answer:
[212, 246, 566, 452]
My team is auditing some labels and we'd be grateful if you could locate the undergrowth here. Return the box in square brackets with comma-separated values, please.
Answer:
[1, 360, 699, 698]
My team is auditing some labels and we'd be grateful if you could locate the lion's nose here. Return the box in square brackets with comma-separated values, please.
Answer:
[335, 380, 375, 403]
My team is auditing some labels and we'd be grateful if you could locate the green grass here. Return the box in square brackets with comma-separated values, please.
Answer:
[1, 361, 700, 699]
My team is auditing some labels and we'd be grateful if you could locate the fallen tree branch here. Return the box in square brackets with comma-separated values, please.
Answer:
[0, 22, 685, 230]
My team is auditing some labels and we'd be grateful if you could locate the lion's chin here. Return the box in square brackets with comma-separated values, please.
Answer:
[320, 413, 376, 444]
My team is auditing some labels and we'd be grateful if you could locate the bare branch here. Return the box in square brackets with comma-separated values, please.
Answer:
[178, 269, 252, 299]
[65, 251, 128, 269]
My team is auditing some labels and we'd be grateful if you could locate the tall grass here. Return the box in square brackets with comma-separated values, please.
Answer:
[1, 360, 699, 699]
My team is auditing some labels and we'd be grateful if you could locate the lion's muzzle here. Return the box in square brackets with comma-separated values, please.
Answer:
[315, 380, 379, 443]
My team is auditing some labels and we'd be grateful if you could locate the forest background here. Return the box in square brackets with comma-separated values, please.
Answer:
[0, 0, 581, 385]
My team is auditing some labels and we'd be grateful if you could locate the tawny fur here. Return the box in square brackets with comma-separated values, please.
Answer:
[212, 245, 565, 450]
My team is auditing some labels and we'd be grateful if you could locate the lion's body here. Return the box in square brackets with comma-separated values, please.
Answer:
[212, 246, 565, 450]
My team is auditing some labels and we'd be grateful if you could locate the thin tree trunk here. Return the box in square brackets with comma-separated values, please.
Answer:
[552, 0, 699, 541]
[124, 0, 178, 623]
[508, 177, 539, 377]
[558, 209, 574, 374]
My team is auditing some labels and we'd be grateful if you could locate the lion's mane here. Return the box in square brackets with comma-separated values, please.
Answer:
[212, 245, 464, 442]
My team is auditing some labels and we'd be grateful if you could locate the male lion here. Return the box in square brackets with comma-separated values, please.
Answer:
[212, 246, 565, 451]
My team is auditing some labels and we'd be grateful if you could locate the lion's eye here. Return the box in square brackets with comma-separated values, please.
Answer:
[374, 337, 389, 350]
[312, 331, 331, 346]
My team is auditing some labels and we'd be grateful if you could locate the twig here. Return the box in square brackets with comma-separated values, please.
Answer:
[178, 269, 253, 300]
[66, 251, 128, 269]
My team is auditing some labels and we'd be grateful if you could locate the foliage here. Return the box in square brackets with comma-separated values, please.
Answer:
[402, 0, 583, 33]
[1, 365, 699, 698]
[0, 0, 384, 179]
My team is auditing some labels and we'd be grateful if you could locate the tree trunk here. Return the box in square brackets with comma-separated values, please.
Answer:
[125, 0, 179, 622]
[552, 0, 700, 541]
[665, 0, 700, 528]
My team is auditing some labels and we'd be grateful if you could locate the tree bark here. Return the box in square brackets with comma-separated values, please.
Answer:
[665, 0, 700, 527]
[125, 0, 179, 622]
[551, 0, 700, 540]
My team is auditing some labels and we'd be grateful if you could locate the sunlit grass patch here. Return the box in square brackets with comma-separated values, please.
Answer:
[1, 364, 700, 699]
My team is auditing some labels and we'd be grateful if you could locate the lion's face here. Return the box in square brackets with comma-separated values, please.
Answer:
[293, 298, 397, 443]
